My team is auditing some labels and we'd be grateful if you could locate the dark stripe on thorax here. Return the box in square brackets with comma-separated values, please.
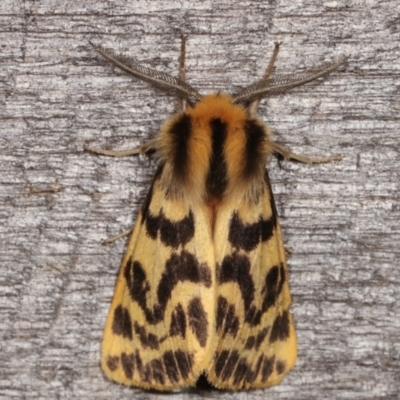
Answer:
[206, 118, 228, 199]
[168, 114, 192, 182]
[243, 119, 267, 179]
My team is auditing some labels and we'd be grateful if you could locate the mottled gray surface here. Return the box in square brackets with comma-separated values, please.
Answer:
[1, 0, 399, 399]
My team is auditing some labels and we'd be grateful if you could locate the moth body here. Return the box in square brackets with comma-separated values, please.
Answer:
[90, 40, 346, 391]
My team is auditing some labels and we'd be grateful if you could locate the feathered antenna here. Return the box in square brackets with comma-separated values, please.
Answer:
[90, 42, 202, 104]
[232, 56, 347, 104]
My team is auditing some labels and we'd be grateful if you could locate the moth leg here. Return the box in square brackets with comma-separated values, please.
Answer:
[285, 246, 294, 254]
[85, 138, 158, 157]
[248, 42, 281, 117]
[272, 142, 342, 164]
[179, 34, 187, 112]
[101, 227, 133, 244]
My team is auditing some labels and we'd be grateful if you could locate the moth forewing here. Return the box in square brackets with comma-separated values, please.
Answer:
[91, 40, 345, 391]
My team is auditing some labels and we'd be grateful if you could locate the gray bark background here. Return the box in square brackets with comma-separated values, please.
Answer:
[1, 0, 399, 399]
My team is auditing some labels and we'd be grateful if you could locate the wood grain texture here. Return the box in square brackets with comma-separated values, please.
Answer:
[1, 0, 399, 399]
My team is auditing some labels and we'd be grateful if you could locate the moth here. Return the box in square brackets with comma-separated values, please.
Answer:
[89, 37, 346, 391]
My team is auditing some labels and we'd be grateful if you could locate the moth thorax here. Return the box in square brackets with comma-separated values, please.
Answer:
[159, 94, 272, 202]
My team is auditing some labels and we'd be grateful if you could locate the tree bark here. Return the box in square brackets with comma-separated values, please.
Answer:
[1, 1, 399, 398]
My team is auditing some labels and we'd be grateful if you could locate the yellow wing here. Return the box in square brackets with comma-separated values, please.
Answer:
[101, 166, 216, 391]
[207, 171, 297, 389]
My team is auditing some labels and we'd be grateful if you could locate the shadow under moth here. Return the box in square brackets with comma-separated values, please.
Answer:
[89, 37, 346, 391]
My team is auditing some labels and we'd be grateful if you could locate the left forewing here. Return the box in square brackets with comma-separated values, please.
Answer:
[101, 169, 216, 390]
[207, 172, 297, 389]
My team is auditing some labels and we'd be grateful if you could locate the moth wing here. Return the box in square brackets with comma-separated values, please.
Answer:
[101, 167, 216, 391]
[207, 172, 297, 389]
